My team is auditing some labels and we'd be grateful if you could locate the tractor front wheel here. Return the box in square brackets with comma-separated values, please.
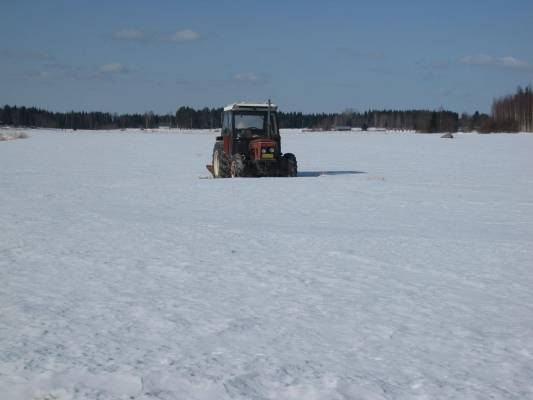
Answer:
[213, 144, 230, 178]
[230, 154, 246, 177]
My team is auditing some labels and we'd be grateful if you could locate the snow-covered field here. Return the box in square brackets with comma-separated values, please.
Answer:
[1, 129, 533, 400]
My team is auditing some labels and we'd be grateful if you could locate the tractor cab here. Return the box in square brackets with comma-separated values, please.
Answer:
[208, 101, 297, 178]
[221, 102, 280, 158]
[233, 110, 277, 137]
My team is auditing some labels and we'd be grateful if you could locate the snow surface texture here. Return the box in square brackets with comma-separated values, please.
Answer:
[1, 129, 533, 400]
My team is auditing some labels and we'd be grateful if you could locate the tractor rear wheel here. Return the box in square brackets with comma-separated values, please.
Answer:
[282, 153, 297, 177]
[230, 154, 245, 177]
[212, 143, 230, 178]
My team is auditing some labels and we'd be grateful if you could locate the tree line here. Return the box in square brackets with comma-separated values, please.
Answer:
[0, 106, 176, 130]
[282, 109, 460, 132]
[1, 86, 531, 132]
[0, 104, 464, 132]
[488, 85, 533, 132]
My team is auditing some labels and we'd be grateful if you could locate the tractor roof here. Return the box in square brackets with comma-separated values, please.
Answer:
[223, 102, 278, 112]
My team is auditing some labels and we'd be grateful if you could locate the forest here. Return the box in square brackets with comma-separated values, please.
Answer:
[489, 85, 533, 132]
[1, 86, 531, 133]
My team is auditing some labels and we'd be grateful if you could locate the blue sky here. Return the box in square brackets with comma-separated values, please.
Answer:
[1, 0, 533, 114]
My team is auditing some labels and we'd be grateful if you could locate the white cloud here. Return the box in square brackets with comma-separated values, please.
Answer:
[2, 50, 55, 61]
[460, 54, 532, 70]
[113, 29, 145, 40]
[166, 29, 200, 42]
[15, 62, 130, 81]
[500, 56, 529, 68]
[234, 72, 260, 82]
[233, 72, 267, 83]
[460, 54, 493, 65]
[99, 63, 128, 74]
[111, 28, 200, 43]
[18, 70, 54, 80]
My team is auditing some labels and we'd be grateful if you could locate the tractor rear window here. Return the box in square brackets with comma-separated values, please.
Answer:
[234, 114, 264, 131]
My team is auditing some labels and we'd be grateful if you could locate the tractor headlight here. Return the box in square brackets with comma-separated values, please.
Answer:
[269, 147, 275, 153]
[261, 148, 266, 154]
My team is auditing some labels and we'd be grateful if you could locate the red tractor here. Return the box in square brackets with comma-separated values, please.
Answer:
[207, 101, 297, 178]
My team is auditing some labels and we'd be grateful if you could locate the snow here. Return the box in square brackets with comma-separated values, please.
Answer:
[0, 128, 29, 141]
[1, 129, 533, 400]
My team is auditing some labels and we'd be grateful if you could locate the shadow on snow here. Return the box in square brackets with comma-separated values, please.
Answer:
[298, 170, 366, 177]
